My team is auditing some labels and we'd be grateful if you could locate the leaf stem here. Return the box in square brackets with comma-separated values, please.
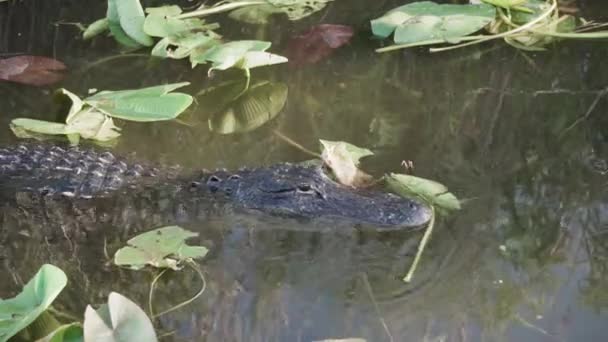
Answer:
[403, 206, 435, 283]
[176, 1, 267, 19]
[151, 261, 207, 319]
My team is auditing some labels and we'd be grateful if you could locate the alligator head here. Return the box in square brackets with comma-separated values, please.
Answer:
[200, 163, 432, 229]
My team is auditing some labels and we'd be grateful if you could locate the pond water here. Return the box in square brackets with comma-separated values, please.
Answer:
[2, 0, 608, 341]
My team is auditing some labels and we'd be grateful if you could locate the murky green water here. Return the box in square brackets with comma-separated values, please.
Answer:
[2, 0, 608, 341]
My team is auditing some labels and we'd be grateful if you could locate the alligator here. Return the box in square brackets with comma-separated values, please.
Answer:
[0, 143, 431, 237]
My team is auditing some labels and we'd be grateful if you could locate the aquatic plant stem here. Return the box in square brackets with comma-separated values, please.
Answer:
[148, 268, 168, 317]
[150, 261, 207, 319]
[272, 130, 322, 158]
[177, 1, 266, 19]
[403, 206, 435, 283]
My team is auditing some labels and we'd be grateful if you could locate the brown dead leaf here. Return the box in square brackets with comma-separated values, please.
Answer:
[0, 55, 66, 86]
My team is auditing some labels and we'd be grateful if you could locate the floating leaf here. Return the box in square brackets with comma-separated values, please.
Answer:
[371, 1, 496, 44]
[106, 0, 142, 48]
[10, 119, 70, 137]
[84, 82, 193, 122]
[319, 140, 374, 188]
[83, 18, 109, 40]
[112, 0, 153, 46]
[209, 81, 288, 134]
[114, 226, 208, 270]
[65, 108, 121, 141]
[143, 6, 205, 38]
[192, 40, 288, 71]
[238, 51, 288, 69]
[227, 0, 333, 23]
[56, 88, 84, 123]
[482, 0, 532, 13]
[228, 4, 283, 24]
[152, 32, 219, 60]
[0, 55, 66, 86]
[83, 292, 157, 342]
[0, 264, 67, 342]
[39, 323, 84, 342]
[386, 173, 461, 211]
[287, 24, 354, 65]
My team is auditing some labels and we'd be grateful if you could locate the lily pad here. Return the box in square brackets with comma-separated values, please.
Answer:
[386, 173, 461, 211]
[227, 0, 333, 23]
[0, 264, 67, 342]
[84, 82, 193, 122]
[192, 40, 287, 71]
[371, 1, 496, 44]
[83, 292, 157, 342]
[209, 81, 288, 134]
[106, 0, 142, 48]
[112, 0, 153, 46]
[114, 226, 208, 270]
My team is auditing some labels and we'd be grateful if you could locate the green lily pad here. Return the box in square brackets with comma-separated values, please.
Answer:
[143, 6, 214, 38]
[84, 82, 193, 122]
[10, 118, 70, 136]
[0, 264, 67, 342]
[106, 0, 142, 48]
[111, 0, 153, 46]
[192, 40, 287, 71]
[114, 226, 208, 270]
[386, 173, 461, 211]
[371, 1, 496, 44]
[83, 292, 157, 342]
[227, 0, 333, 23]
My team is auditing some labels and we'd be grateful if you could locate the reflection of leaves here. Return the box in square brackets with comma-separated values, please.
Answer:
[0, 55, 66, 86]
[208, 81, 288, 134]
[0, 265, 67, 342]
[114, 226, 208, 270]
[83, 292, 157, 342]
[319, 140, 374, 188]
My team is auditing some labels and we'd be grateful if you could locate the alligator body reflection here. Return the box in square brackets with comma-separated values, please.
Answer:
[0, 144, 430, 235]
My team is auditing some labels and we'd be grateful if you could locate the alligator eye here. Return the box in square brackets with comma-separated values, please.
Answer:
[297, 184, 325, 199]
[297, 184, 312, 192]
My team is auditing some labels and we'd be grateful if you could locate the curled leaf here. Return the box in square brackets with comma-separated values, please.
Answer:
[319, 140, 374, 188]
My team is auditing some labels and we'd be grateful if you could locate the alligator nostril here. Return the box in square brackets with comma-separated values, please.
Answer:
[208, 175, 221, 183]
